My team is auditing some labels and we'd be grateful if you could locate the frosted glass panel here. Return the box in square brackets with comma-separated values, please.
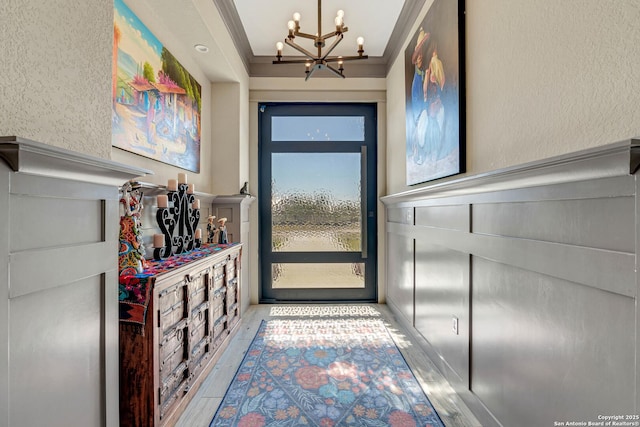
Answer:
[272, 116, 365, 141]
[272, 153, 361, 252]
[272, 263, 365, 289]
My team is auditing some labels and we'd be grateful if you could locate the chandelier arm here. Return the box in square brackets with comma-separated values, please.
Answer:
[272, 58, 316, 64]
[304, 65, 320, 81]
[325, 55, 369, 62]
[324, 64, 346, 79]
[284, 38, 317, 59]
[293, 31, 317, 40]
[320, 33, 344, 60]
[319, 30, 343, 40]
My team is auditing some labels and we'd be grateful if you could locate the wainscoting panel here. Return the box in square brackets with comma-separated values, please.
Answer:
[387, 206, 413, 225]
[472, 257, 635, 427]
[9, 275, 105, 427]
[0, 137, 150, 427]
[382, 139, 640, 427]
[414, 242, 469, 386]
[10, 195, 104, 251]
[415, 204, 469, 231]
[386, 233, 414, 325]
[472, 194, 635, 253]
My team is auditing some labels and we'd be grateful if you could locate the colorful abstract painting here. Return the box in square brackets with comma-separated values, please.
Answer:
[404, 0, 465, 185]
[113, 0, 201, 172]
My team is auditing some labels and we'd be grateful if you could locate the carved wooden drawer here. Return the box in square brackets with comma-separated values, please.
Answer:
[189, 303, 210, 350]
[187, 268, 210, 311]
[212, 288, 226, 323]
[212, 262, 226, 291]
[158, 281, 186, 333]
[159, 320, 188, 380]
[226, 279, 238, 307]
[225, 262, 236, 283]
[159, 361, 187, 419]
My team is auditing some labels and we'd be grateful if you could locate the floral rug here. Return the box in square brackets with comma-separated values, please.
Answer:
[210, 317, 444, 427]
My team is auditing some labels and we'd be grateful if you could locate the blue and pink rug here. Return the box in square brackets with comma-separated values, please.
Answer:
[210, 317, 444, 427]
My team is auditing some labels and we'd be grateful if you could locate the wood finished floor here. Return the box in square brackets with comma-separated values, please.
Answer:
[176, 304, 482, 427]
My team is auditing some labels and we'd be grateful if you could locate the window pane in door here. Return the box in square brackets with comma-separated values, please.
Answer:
[272, 263, 365, 288]
[272, 116, 365, 141]
[272, 152, 361, 252]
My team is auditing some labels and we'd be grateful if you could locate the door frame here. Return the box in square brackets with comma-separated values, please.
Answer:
[258, 102, 377, 302]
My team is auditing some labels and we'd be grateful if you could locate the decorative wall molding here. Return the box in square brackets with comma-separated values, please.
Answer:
[0, 136, 150, 427]
[0, 136, 152, 186]
[382, 138, 640, 206]
[382, 137, 640, 427]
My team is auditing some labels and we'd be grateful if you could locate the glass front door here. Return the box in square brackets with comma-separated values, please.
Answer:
[259, 103, 377, 302]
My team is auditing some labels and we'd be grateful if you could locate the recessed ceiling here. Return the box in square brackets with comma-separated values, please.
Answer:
[234, 0, 404, 57]
[214, 0, 426, 78]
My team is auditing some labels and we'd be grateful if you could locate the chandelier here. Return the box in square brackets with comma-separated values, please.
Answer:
[273, 0, 368, 80]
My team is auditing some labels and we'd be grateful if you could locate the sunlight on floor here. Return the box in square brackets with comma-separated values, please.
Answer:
[268, 304, 382, 318]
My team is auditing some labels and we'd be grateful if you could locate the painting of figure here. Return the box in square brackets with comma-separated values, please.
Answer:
[405, 0, 464, 185]
[113, 0, 201, 172]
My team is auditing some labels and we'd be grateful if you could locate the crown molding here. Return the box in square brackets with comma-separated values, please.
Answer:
[383, 0, 427, 74]
[212, 0, 252, 75]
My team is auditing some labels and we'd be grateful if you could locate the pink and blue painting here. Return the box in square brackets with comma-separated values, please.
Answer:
[113, 0, 201, 172]
[404, 0, 465, 185]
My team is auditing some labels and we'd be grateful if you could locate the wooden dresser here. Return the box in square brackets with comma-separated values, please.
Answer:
[119, 243, 242, 427]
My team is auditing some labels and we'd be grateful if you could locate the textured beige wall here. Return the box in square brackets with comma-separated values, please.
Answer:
[0, 0, 248, 195]
[211, 82, 242, 195]
[387, 0, 640, 195]
[0, 0, 114, 158]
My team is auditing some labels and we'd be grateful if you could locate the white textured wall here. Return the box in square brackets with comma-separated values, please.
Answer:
[0, 0, 113, 158]
[387, 0, 640, 194]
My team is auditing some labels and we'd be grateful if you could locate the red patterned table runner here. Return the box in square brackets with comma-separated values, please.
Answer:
[119, 243, 239, 329]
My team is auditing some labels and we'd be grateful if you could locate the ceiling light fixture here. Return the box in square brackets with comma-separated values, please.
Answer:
[273, 0, 368, 80]
[194, 44, 209, 53]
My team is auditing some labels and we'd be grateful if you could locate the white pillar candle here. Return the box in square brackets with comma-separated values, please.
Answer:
[178, 173, 187, 184]
[195, 229, 202, 239]
[187, 183, 194, 194]
[167, 179, 177, 191]
[157, 195, 168, 208]
[192, 199, 200, 209]
[153, 234, 164, 247]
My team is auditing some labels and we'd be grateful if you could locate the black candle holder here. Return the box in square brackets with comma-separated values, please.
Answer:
[154, 183, 201, 260]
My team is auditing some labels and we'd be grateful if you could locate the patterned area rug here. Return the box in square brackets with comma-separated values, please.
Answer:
[210, 317, 444, 427]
